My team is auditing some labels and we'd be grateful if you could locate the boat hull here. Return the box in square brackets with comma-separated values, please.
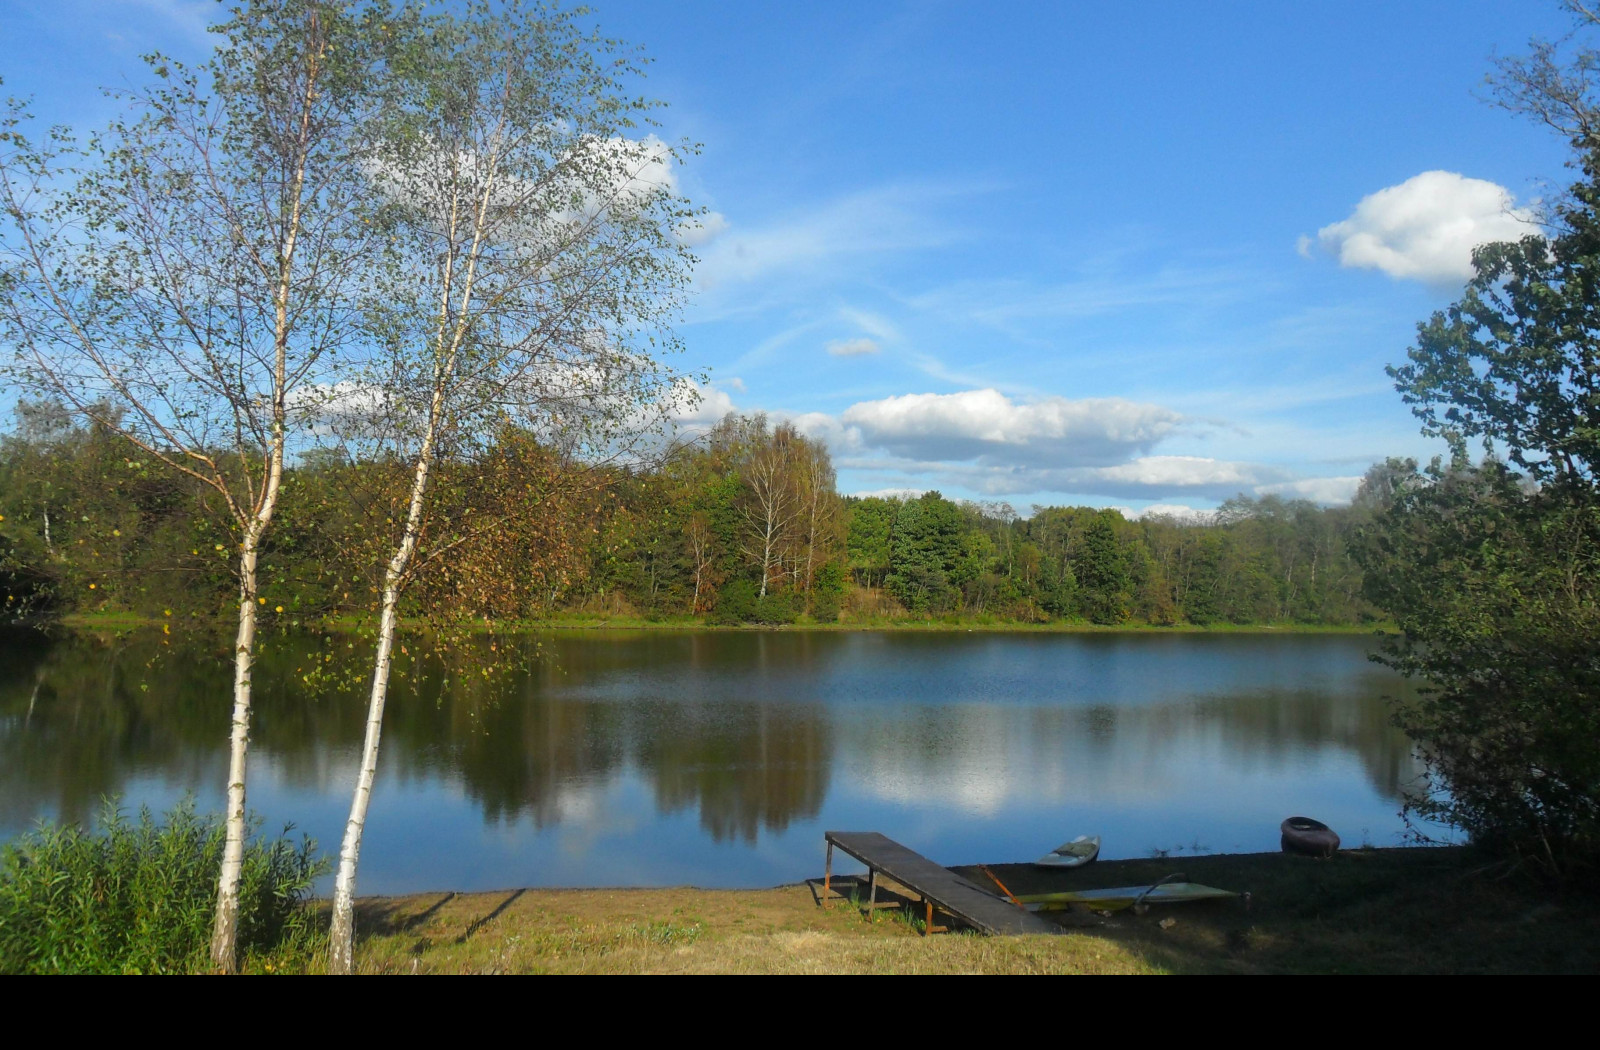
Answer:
[1280, 816, 1340, 857]
[1017, 882, 1239, 912]
[1033, 834, 1101, 868]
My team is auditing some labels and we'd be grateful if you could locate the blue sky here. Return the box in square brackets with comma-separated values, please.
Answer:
[2, 1, 1582, 515]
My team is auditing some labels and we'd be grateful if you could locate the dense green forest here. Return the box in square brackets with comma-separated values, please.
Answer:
[0, 403, 1394, 628]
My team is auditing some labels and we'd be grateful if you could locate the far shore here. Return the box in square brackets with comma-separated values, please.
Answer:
[325, 846, 1594, 975]
[48, 610, 1396, 635]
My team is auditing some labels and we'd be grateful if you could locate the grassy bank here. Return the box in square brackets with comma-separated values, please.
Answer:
[334, 847, 1596, 974]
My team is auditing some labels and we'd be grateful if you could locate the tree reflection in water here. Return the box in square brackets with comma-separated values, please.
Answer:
[0, 627, 1429, 884]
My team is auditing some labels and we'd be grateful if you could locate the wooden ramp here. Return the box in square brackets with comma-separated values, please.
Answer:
[821, 831, 1059, 936]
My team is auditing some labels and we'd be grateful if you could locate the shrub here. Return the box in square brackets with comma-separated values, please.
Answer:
[809, 562, 844, 623]
[1357, 465, 1600, 877]
[753, 590, 800, 624]
[712, 578, 758, 624]
[0, 799, 325, 974]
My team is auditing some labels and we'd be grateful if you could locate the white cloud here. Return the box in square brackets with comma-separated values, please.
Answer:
[1254, 475, 1363, 505]
[288, 380, 393, 438]
[840, 389, 1182, 466]
[681, 386, 1361, 506]
[830, 452, 1289, 502]
[679, 211, 729, 247]
[826, 337, 881, 357]
[787, 411, 863, 452]
[1127, 504, 1219, 523]
[1314, 171, 1538, 284]
[1089, 455, 1260, 488]
[848, 487, 925, 500]
[669, 380, 738, 428]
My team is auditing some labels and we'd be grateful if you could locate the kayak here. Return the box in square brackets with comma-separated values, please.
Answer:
[1015, 882, 1239, 912]
[1281, 816, 1340, 857]
[1033, 835, 1101, 868]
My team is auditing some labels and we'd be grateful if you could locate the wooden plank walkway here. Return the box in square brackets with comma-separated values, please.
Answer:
[821, 831, 1060, 936]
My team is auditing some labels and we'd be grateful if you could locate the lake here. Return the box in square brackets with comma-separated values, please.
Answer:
[0, 627, 1434, 893]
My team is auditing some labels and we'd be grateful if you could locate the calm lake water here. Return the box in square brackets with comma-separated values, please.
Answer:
[0, 628, 1434, 893]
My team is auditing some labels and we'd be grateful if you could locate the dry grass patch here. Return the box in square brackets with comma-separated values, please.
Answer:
[346, 884, 1163, 974]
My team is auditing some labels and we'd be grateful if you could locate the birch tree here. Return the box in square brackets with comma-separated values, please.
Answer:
[326, 1, 699, 972]
[739, 421, 801, 599]
[0, 2, 389, 971]
[797, 437, 840, 596]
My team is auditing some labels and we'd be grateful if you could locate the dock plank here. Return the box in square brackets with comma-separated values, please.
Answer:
[825, 831, 1059, 936]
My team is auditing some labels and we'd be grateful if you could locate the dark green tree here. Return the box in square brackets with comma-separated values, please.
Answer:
[1074, 513, 1130, 624]
[845, 496, 896, 588]
[886, 492, 963, 613]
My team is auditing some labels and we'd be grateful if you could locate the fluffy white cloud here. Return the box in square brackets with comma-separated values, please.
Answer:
[826, 337, 881, 357]
[788, 411, 863, 452]
[679, 385, 1364, 506]
[1089, 455, 1259, 488]
[1314, 171, 1538, 284]
[1254, 475, 1363, 504]
[840, 389, 1182, 466]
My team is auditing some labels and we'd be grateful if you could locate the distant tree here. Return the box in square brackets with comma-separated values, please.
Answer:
[736, 418, 801, 599]
[1074, 513, 1130, 624]
[797, 440, 842, 596]
[887, 492, 963, 613]
[845, 497, 896, 588]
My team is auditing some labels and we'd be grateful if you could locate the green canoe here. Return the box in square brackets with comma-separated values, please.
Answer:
[1015, 882, 1240, 912]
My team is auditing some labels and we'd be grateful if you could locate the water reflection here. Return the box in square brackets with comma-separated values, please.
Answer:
[0, 627, 1429, 890]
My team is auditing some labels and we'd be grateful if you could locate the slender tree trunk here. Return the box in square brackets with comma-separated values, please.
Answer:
[328, 439, 435, 973]
[210, 523, 261, 972]
[209, 35, 311, 969]
[760, 519, 775, 599]
[690, 528, 706, 613]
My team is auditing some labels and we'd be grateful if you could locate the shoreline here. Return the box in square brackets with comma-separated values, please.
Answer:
[331, 845, 1596, 974]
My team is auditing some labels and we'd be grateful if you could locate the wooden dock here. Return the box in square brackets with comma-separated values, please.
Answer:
[821, 831, 1060, 936]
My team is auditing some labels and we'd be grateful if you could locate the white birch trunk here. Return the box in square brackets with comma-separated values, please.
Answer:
[327, 437, 436, 974]
[209, 524, 261, 971]
[764, 515, 784, 598]
[326, 172, 479, 967]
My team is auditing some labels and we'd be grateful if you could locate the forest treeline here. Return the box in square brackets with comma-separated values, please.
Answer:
[0, 403, 1394, 627]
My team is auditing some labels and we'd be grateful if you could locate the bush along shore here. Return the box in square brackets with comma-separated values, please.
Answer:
[0, 801, 324, 975]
